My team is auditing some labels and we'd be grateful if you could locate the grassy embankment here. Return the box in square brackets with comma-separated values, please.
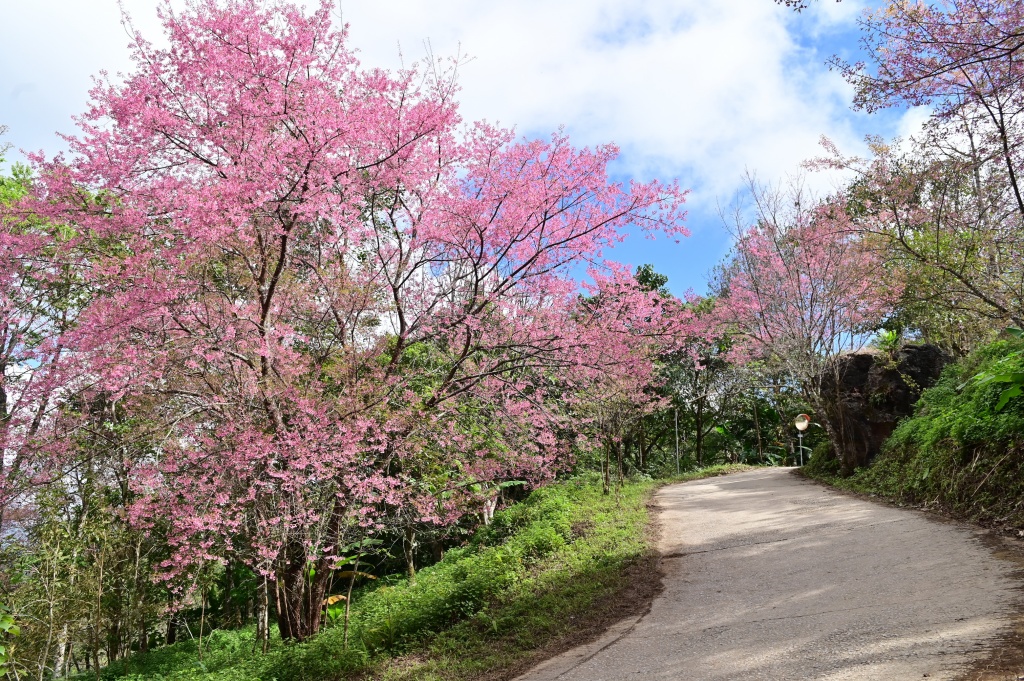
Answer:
[802, 337, 1024, 530]
[92, 464, 750, 681]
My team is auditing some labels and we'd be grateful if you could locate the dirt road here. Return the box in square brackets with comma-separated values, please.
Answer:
[517, 468, 1022, 680]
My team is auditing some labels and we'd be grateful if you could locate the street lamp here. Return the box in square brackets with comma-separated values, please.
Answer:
[794, 414, 810, 466]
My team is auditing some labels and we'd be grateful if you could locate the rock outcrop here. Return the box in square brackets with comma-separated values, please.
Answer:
[820, 344, 950, 474]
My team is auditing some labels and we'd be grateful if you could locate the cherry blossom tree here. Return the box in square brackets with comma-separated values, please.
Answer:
[568, 266, 691, 491]
[13, 0, 687, 640]
[0, 146, 88, 540]
[822, 1, 1024, 342]
[716, 177, 900, 471]
[814, 136, 1024, 348]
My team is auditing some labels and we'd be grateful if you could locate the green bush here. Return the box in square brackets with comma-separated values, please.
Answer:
[94, 628, 266, 680]
[818, 337, 1024, 526]
[803, 441, 840, 478]
[513, 522, 567, 558]
[92, 467, 755, 681]
[262, 638, 366, 681]
[354, 485, 575, 654]
[477, 486, 573, 546]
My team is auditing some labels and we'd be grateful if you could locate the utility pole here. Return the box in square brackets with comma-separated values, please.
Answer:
[674, 407, 680, 475]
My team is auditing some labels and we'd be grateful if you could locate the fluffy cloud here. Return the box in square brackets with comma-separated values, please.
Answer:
[340, 0, 878, 204]
[1, 0, 915, 291]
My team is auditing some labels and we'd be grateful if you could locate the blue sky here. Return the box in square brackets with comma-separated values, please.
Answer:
[0, 0, 920, 295]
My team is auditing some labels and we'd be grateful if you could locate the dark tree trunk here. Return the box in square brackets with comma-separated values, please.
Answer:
[616, 440, 624, 487]
[275, 550, 332, 641]
[637, 422, 647, 471]
[403, 525, 417, 584]
[224, 561, 236, 628]
[752, 401, 763, 461]
[430, 538, 444, 563]
[273, 500, 346, 641]
[602, 442, 611, 494]
[107, 617, 120, 662]
[139, 618, 148, 653]
[623, 432, 636, 471]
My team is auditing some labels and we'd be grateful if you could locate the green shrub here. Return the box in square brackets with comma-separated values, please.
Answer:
[803, 441, 840, 478]
[91, 628, 265, 680]
[354, 485, 577, 654]
[95, 468, 749, 681]
[513, 523, 567, 558]
[818, 337, 1024, 526]
[262, 638, 366, 681]
[478, 486, 574, 546]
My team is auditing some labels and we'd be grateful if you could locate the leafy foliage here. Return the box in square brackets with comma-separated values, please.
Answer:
[0, 605, 19, 676]
[81, 473, 674, 680]
[971, 328, 1024, 412]
[808, 337, 1024, 527]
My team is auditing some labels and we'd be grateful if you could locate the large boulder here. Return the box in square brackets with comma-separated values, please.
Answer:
[820, 344, 950, 474]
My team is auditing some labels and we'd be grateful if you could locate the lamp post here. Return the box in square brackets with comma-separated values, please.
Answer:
[794, 414, 810, 466]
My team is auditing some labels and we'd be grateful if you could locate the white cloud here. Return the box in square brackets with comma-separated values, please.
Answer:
[339, 0, 872, 208]
[1, 0, 914, 291]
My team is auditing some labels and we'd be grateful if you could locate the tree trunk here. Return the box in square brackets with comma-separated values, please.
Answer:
[138, 617, 148, 653]
[255, 577, 269, 654]
[197, 589, 206, 661]
[638, 422, 647, 471]
[616, 440, 624, 487]
[482, 496, 498, 525]
[602, 442, 611, 494]
[53, 625, 69, 679]
[752, 401, 763, 461]
[224, 561, 235, 628]
[274, 551, 332, 641]
[343, 544, 361, 650]
[273, 499, 348, 641]
[93, 548, 104, 681]
[695, 399, 705, 467]
[403, 525, 417, 584]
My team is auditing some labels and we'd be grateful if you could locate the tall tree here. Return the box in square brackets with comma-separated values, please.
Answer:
[666, 303, 741, 468]
[15, 0, 687, 640]
[821, 0, 1024, 343]
[569, 266, 685, 491]
[0, 142, 87, 542]
[716, 177, 900, 472]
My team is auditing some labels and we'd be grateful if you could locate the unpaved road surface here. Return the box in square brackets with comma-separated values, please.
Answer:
[517, 468, 1022, 680]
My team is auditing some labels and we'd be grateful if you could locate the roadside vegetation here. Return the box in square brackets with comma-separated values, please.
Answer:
[803, 337, 1024, 530]
[79, 466, 747, 681]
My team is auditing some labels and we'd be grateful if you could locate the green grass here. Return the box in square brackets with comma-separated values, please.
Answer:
[91, 465, 753, 681]
[802, 338, 1024, 529]
[661, 463, 754, 485]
